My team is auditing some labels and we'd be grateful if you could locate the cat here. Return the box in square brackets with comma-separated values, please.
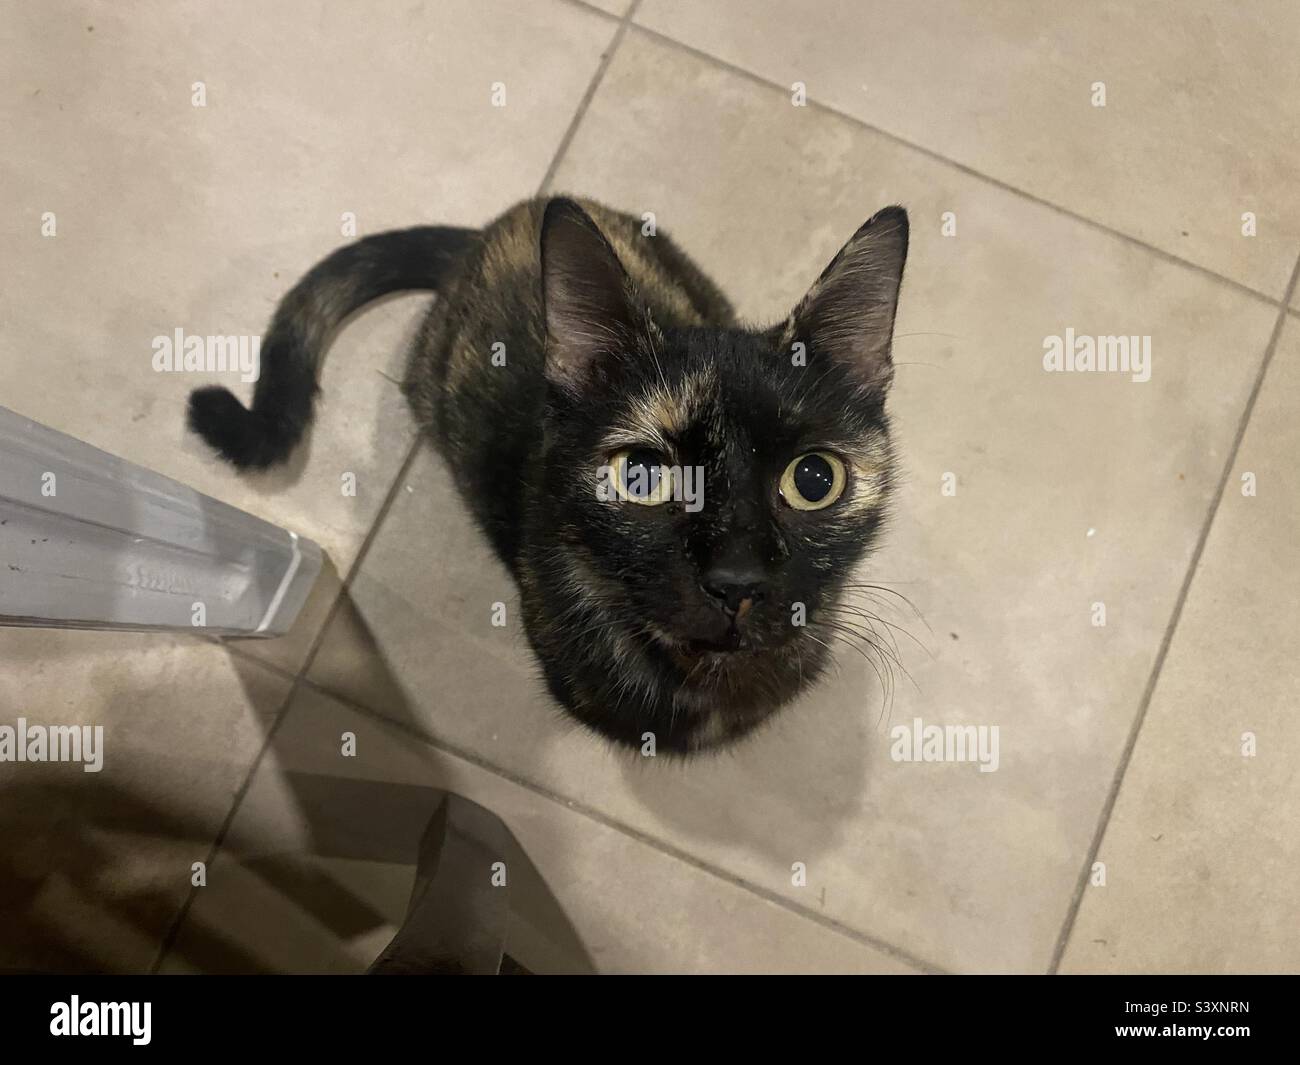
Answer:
[188, 197, 908, 753]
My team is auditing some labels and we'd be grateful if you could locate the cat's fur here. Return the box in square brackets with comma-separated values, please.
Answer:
[189, 197, 908, 753]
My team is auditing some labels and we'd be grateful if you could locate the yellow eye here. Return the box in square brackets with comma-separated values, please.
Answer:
[780, 452, 846, 511]
[611, 448, 675, 505]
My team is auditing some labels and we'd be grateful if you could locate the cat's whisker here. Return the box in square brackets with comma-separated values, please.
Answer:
[814, 613, 919, 711]
[800, 632, 845, 684]
[812, 624, 897, 725]
[823, 602, 931, 659]
[823, 618, 921, 697]
[842, 582, 933, 634]
[811, 603, 904, 663]
[842, 580, 926, 611]
[821, 603, 906, 659]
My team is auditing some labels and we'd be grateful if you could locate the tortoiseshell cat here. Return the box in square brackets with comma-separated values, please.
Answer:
[188, 197, 908, 753]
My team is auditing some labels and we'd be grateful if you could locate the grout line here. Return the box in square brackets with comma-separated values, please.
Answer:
[555, 0, 624, 22]
[537, 0, 643, 195]
[151, 437, 423, 971]
[296, 674, 951, 975]
[1047, 249, 1300, 973]
[149, 672, 297, 973]
[290, 436, 425, 682]
[627, 21, 1287, 310]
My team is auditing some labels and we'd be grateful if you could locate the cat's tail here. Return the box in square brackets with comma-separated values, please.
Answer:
[187, 225, 478, 470]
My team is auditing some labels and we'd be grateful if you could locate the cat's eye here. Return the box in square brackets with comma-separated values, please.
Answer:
[779, 452, 846, 511]
[611, 448, 675, 506]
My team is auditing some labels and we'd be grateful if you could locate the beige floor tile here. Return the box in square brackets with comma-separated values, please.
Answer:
[303, 33, 1279, 971]
[307, 448, 538, 720]
[0, 630, 288, 972]
[635, 1, 1300, 299]
[1060, 320, 1300, 974]
[0, 0, 616, 576]
[160, 686, 914, 973]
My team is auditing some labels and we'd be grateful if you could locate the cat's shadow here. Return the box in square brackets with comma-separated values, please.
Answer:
[615, 658, 888, 870]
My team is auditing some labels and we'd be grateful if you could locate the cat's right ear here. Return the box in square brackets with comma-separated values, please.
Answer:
[540, 198, 637, 395]
[787, 205, 909, 398]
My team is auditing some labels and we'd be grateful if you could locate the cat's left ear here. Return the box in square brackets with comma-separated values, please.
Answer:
[540, 198, 638, 395]
[787, 205, 908, 396]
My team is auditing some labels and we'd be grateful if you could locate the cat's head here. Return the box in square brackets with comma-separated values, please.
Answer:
[529, 198, 907, 752]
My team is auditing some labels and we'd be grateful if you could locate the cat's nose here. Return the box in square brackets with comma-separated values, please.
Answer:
[702, 566, 767, 619]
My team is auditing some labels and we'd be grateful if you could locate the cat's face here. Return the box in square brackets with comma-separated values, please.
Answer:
[542, 331, 893, 661]
[527, 200, 907, 752]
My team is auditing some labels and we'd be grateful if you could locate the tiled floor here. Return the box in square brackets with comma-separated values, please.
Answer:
[1, 1, 1296, 973]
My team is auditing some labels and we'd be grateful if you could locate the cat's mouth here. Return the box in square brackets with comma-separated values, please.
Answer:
[683, 634, 743, 655]
[647, 621, 763, 663]
[660, 627, 757, 662]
